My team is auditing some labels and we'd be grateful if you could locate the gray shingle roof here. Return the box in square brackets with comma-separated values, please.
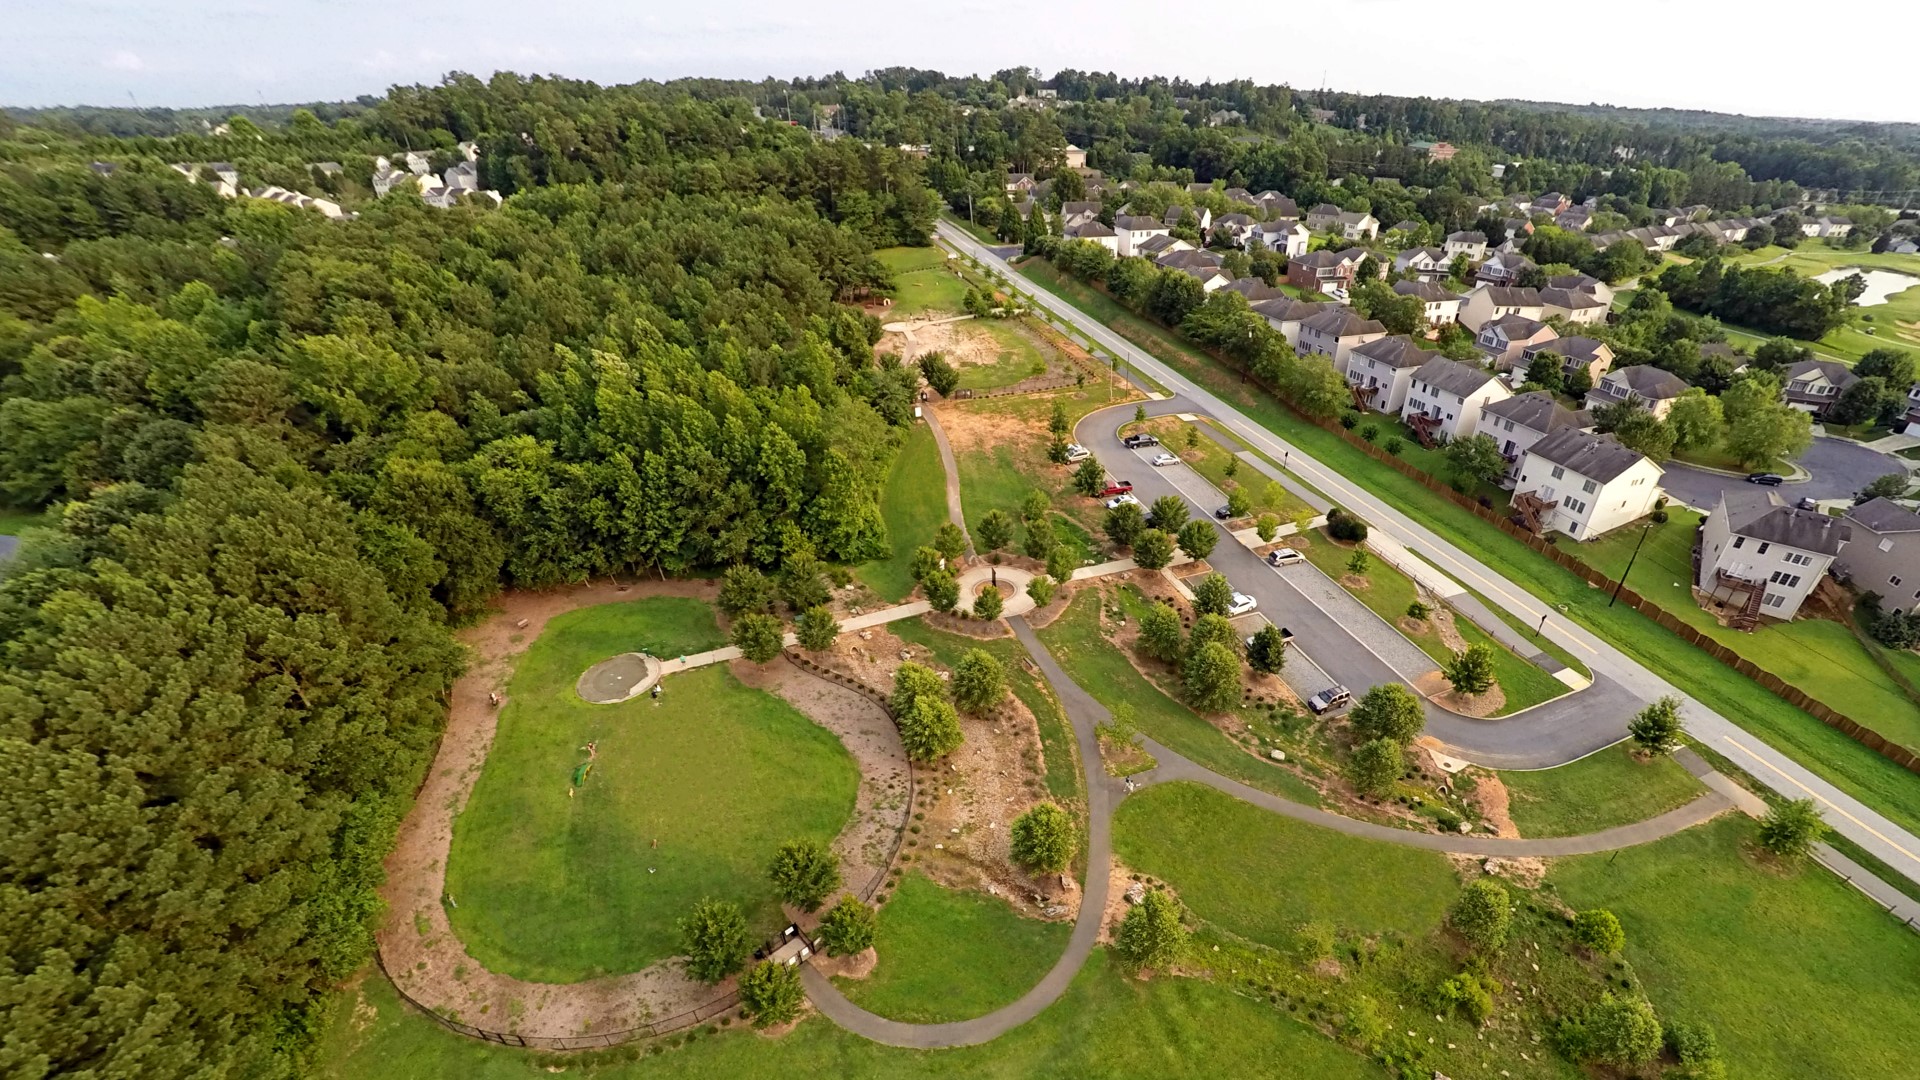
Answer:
[1301, 307, 1386, 339]
[1483, 390, 1586, 435]
[1223, 277, 1284, 301]
[1114, 215, 1166, 231]
[1536, 335, 1610, 362]
[1447, 230, 1487, 244]
[1070, 221, 1115, 238]
[1479, 286, 1544, 307]
[1487, 314, 1551, 341]
[1848, 497, 1920, 535]
[1784, 359, 1860, 390]
[1394, 279, 1459, 302]
[1540, 287, 1607, 310]
[1526, 429, 1654, 484]
[1351, 335, 1440, 369]
[1723, 489, 1851, 554]
[1250, 297, 1324, 323]
[1606, 365, 1690, 399]
[1411, 356, 1500, 397]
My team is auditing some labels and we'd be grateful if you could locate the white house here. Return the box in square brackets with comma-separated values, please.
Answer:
[1392, 279, 1462, 326]
[1480, 391, 1590, 478]
[1547, 272, 1615, 309]
[1393, 247, 1450, 282]
[1475, 251, 1537, 287]
[1345, 335, 1440, 413]
[1402, 356, 1513, 441]
[1063, 143, 1087, 169]
[1837, 498, 1920, 612]
[1444, 230, 1488, 262]
[1249, 219, 1309, 257]
[1522, 335, 1614, 386]
[1511, 430, 1662, 540]
[1306, 203, 1379, 240]
[1113, 215, 1172, 258]
[1067, 220, 1120, 253]
[1250, 297, 1326, 346]
[404, 151, 433, 175]
[1698, 488, 1851, 623]
[1586, 365, 1690, 419]
[1296, 307, 1388, 370]
[1458, 285, 1545, 331]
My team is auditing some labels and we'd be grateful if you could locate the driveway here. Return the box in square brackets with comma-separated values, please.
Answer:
[1080, 401, 1642, 769]
[1660, 437, 1906, 511]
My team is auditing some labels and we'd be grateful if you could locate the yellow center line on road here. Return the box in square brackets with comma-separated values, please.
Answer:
[1722, 733, 1920, 869]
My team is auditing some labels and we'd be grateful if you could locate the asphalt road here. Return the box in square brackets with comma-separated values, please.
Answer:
[1660, 436, 1905, 511]
[0, 535, 16, 562]
[936, 218, 1920, 888]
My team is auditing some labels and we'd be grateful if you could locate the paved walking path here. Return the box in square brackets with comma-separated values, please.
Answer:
[936, 219, 1920, 889]
[923, 409, 973, 555]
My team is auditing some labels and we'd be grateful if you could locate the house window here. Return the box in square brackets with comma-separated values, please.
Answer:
[1551, 466, 1565, 480]
[1894, 575, 1904, 588]
[1756, 542, 1770, 555]
[1764, 593, 1787, 608]
[1785, 552, 1812, 566]
[1582, 479, 1597, 494]
[1732, 537, 1745, 549]
[1769, 571, 1801, 588]
[1882, 538, 1896, 553]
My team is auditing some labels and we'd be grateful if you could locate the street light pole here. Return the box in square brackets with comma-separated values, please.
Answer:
[1610, 522, 1654, 607]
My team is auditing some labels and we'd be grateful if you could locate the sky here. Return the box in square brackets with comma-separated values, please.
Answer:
[8, 0, 1920, 123]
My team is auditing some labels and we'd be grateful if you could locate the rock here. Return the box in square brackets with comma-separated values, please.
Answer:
[1042, 905, 1066, 918]
[1124, 882, 1148, 905]
[934, 843, 943, 850]
[1268, 749, 1286, 761]
[1457, 820, 1472, 834]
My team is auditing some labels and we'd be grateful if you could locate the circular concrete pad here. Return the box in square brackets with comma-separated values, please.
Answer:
[576, 652, 664, 704]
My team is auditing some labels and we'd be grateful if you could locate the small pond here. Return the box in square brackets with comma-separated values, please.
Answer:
[1814, 266, 1920, 307]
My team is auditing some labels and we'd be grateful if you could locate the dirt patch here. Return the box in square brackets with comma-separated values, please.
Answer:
[1340, 573, 1370, 590]
[1473, 854, 1549, 889]
[1435, 683, 1507, 718]
[879, 318, 1002, 368]
[808, 946, 877, 981]
[1428, 606, 1469, 653]
[932, 398, 1040, 456]
[1397, 616, 1431, 636]
[1460, 768, 1519, 838]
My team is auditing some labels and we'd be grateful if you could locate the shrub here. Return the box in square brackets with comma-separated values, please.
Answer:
[1406, 600, 1430, 621]
[899, 695, 964, 762]
[1451, 879, 1512, 952]
[1573, 908, 1625, 955]
[1383, 436, 1404, 455]
[1627, 695, 1684, 755]
[1115, 889, 1185, 969]
[1443, 644, 1497, 696]
[1339, 413, 1358, 429]
[680, 898, 750, 983]
[738, 960, 803, 1026]
[889, 662, 946, 717]
[794, 606, 840, 651]
[1558, 993, 1663, 1067]
[918, 353, 959, 396]
[1360, 424, 1379, 443]
[973, 585, 1004, 620]
[1348, 683, 1424, 745]
[717, 565, 774, 616]
[768, 838, 841, 912]
[730, 613, 785, 664]
[951, 648, 1007, 714]
[815, 896, 877, 956]
[1758, 798, 1825, 859]
[1009, 802, 1076, 873]
[1432, 972, 1495, 1025]
[1327, 511, 1369, 543]
[1651, 508, 1669, 524]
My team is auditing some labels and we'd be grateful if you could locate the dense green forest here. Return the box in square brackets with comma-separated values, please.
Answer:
[0, 75, 935, 1080]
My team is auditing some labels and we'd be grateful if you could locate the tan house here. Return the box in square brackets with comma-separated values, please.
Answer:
[1837, 499, 1920, 612]
[1522, 335, 1614, 385]
[1459, 286, 1545, 331]
[1478, 315, 1559, 370]
[1345, 335, 1442, 413]
[1586, 365, 1690, 419]
[1698, 488, 1850, 625]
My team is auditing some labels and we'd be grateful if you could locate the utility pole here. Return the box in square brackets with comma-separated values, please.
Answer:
[1610, 522, 1654, 607]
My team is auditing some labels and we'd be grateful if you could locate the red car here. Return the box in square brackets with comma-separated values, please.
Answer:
[1099, 481, 1134, 497]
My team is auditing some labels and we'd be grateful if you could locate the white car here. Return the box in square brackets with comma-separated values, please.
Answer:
[1266, 548, 1305, 567]
[1105, 492, 1140, 510]
[1150, 452, 1180, 467]
[1227, 592, 1258, 617]
[1063, 443, 1091, 463]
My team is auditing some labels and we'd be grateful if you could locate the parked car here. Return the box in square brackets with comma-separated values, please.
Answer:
[1099, 480, 1134, 497]
[1063, 443, 1091, 463]
[1150, 452, 1180, 467]
[1213, 505, 1234, 520]
[1122, 433, 1159, 449]
[1266, 548, 1305, 567]
[1746, 472, 1784, 486]
[1105, 493, 1140, 510]
[1307, 685, 1353, 714]
[1226, 592, 1258, 617]
[1795, 496, 1818, 511]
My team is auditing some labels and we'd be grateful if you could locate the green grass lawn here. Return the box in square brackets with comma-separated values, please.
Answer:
[0, 507, 47, 534]
[1125, 415, 1315, 521]
[445, 599, 858, 981]
[1037, 589, 1323, 805]
[954, 318, 1050, 391]
[1014, 253, 1920, 838]
[1714, 245, 1920, 360]
[888, 617, 1081, 803]
[318, 948, 1386, 1080]
[1294, 531, 1566, 715]
[1671, 440, 1786, 474]
[877, 246, 969, 319]
[835, 873, 1071, 1023]
[1113, 782, 1457, 948]
[1578, 508, 1920, 751]
[856, 424, 947, 602]
[1552, 815, 1920, 1080]
[1500, 744, 1704, 837]
[949, 388, 1131, 546]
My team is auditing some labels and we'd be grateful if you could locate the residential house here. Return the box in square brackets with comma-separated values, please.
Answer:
[444, 161, 480, 193]
[1809, 216, 1854, 238]
[1223, 277, 1285, 303]
[1902, 381, 1920, 435]
[1458, 285, 1545, 331]
[1411, 140, 1458, 162]
[1402, 356, 1512, 441]
[1481, 392, 1591, 478]
[1114, 215, 1172, 258]
[1297, 308, 1388, 369]
[1394, 247, 1451, 282]
[1206, 109, 1245, 127]
[1586, 365, 1691, 419]
[404, 151, 433, 176]
[1211, 212, 1257, 247]
[308, 161, 343, 179]
[1063, 144, 1087, 169]
[1066, 220, 1119, 253]
[1698, 488, 1851, 623]
[1254, 192, 1300, 219]
[1249, 219, 1309, 257]
[169, 161, 240, 198]
[1155, 249, 1223, 272]
[1475, 251, 1538, 288]
[1393, 279, 1463, 326]
[1781, 359, 1859, 417]
[1539, 286, 1610, 325]
[1511, 430, 1663, 540]
[456, 141, 479, 162]
[1546, 272, 1614, 308]
[1183, 265, 1232, 292]
[1837, 499, 1920, 611]
[1251, 297, 1326, 346]
[1345, 335, 1440, 412]
[1162, 203, 1213, 234]
[1554, 207, 1594, 232]
[1286, 249, 1362, 294]
[1387, 219, 1425, 238]
[1222, 187, 1259, 207]
[1522, 335, 1614, 385]
[1138, 234, 1195, 259]
[1059, 200, 1102, 229]
[1444, 230, 1488, 262]
[1530, 192, 1571, 216]
[1004, 172, 1037, 195]
[1305, 204, 1380, 239]
[245, 185, 349, 220]
[1478, 315, 1559, 370]
[1886, 237, 1920, 255]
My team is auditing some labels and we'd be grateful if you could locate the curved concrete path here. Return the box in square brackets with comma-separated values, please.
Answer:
[799, 613, 1731, 1047]
[923, 408, 974, 556]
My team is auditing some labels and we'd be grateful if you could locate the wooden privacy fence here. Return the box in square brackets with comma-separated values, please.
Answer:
[1042, 269, 1920, 779]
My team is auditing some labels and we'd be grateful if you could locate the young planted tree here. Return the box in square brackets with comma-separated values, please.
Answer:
[718, 564, 776, 616]
[779, 550, 831, 612]
[1256, 514, 1279, 543]
[1450, 879, 1512, 952]
[768, 838, 841, 912]
[919, 353, 960, 397]
[973, 584, 1005, 620]
[738, 960, 804, 1026]
[1134, 404, 1148, 424]
[1246, 624, 1287, 674]
[1026, 574, 1056, 608]
[1225, 488, 1252, 517]
[1022, 489, 1051, 522]
[1348, 683, 1424, 745]
[976, 509, 1015, 556]
[921, 567, 960, 612]
[934, 522, 969, 563]
[1347, 737, 1404, 796]
[900, 695, 965, 762]
[1627, 695, 1684, 755]
[1443, 643, 1497, 696]
[1009, 802, 1077, 873]
[1023, 515, 1056, 559]
[1191, 572, 1234, 616]
[1573, 909, 1626, 955]
[680, 898, 751, 983]
[1176, 519, 1219, 561]
[1131, 528, 1175, 570]
[1523, 351, 1565, 393]
[890, 661, 947, 716]
[1104, 501, 1145, 548]
[1147, 495, 1190, 534]
[731, 612, 786, 664]
[1183, 640, 1242, 712]
[794, 606, 840, 651]
[1138, 601, 1185, 662]
[951, 648, 1007, 714]
[1048, 400, 1070, 441]
[1758, 798, 1825, 859]
[1045, 544, 1076, 583]
[910, 545, 946, 584]
[1346, 548, 1371, 575]
[1071, 457, 1106, 496]
[1115, 888, 1186, 969]
[815, 896, 877, 956]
